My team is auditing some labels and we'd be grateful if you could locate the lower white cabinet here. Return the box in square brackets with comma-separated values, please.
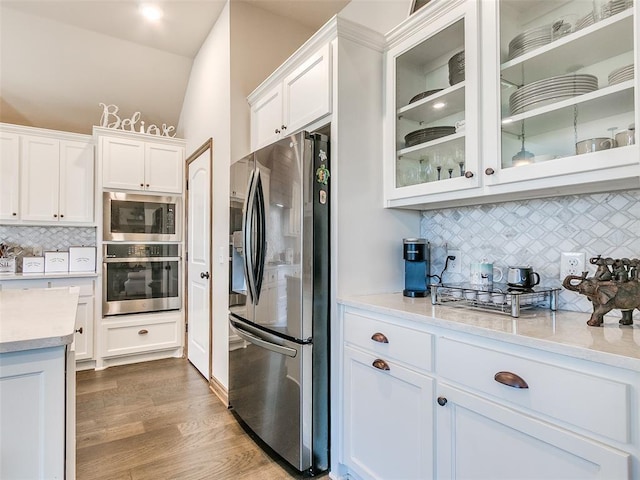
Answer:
[0, 345, 72, 480]
[339, 305, 639, 480]
[436, 383, 630, 480]
[100, 311, 182, 364]
[343, 346, 435, 480]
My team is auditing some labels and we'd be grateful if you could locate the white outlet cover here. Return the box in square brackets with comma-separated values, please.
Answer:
[447, 249, 461, 274]
[560, 252, 586, 279]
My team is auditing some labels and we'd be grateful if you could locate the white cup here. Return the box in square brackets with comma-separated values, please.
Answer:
[470, 262, 504, 287]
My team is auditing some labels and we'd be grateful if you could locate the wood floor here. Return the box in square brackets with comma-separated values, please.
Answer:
[76, 358, 323, 480]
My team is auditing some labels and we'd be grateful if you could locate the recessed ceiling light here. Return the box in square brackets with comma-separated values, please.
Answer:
[433, 102, 446, 109]
[140, 4, 163, 22]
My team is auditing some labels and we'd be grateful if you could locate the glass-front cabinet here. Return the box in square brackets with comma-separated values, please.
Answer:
[484, 0, 639, 192]
[384, 0, 639, 209]
[384, 0, 480, 207]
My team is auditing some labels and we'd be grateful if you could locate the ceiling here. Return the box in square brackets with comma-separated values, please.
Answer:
[0, 0, 349, 135]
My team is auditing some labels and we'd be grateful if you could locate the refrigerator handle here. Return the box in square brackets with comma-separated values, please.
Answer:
[254, 170, 266, 303]
[230, 320, 297, 358]
[243, 168, 258, 303]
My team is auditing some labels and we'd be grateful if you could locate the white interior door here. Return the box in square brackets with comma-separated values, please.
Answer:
[187, 144, 212, 380]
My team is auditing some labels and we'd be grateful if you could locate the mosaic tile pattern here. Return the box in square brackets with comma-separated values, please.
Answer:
[0, 226, 96, 271]
[421, 189, 640, 313]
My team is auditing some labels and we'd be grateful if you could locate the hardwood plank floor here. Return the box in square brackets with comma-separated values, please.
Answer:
[76, 358, 326, 480]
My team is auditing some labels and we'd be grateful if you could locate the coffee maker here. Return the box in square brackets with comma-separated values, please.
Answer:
[403, 238, 430, 297]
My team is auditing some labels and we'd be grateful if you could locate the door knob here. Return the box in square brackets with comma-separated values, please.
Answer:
[437, 396, 448, 406]
[200, 271, 210, 279]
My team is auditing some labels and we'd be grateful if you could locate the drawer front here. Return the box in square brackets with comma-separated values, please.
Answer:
[437, 337, 630, 443]
[0, 279, 49, 290]
[103, 319, 180, 357]
[344, 311, 433, 372]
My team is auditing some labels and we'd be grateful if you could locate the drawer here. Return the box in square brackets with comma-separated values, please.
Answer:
[102, 318, 180, 358]
[49, 278, 94, 296]
[0, 279, 49, 290]
[344, 311, 433, 372]
[437, 337, 631, 443]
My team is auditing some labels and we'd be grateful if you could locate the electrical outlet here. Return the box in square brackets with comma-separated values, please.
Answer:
[560, 252, 586, 279]
[447, 249, 461, 274]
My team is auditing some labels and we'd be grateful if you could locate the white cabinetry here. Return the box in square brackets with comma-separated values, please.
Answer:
[342, 311, 435, 480]
[97, 127, 185, 194]
[0, 346, 69, 480]
[0, 123, 94, 225]
[99, 311, 183, 368]
[383, 0, 639, 209]
[338, 304, 640, 480]
[21, 135, 94, 223]
[0, 131, 20, 221]
[250, 43, 332, 150]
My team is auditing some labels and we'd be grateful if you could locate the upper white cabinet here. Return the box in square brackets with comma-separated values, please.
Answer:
[97, 127, 185, 194]
[384, 0, 481, 207]
[250, 43, 332, 150]
[383, 0, 639, 209]
[0, 124, 94, 225]
[21, 135, 94, 224]
[0, 131, 20, 221]
[483, 0, 639, 194]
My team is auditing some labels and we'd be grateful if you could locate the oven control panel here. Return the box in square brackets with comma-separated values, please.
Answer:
[104, 243, 180, 259]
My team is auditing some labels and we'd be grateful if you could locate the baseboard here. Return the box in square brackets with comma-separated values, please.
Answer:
[209, 375, 228, 407]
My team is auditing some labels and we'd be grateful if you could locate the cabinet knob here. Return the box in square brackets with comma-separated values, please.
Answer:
[12, 212, 16, 216]
[494, 371, 529, 389]
[138, 329, 149, 335]
[75, 327, 83, 334]
[140, 183, 144, 187]
[437, 396, 448, 406]
[281, 125, 287, 130]
[372, 358, 390, 371]
[146, 184, 149, 188]
[275, 128, 281, 134]
[53, 214, 58, 218]
[464, 171, 474, 178]
[60, 214, 64, 218]
[371, 332, 389, 344]
[485, 167, 495, 175]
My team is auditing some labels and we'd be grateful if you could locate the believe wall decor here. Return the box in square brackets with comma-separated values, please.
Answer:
[98, 103, 176, 137]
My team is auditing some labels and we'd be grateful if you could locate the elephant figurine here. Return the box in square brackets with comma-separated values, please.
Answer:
[563, 273, 638, 326]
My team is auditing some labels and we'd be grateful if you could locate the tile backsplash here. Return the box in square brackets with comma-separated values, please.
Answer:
[421, 189, 640, 313]
[0, 226, 96, 271]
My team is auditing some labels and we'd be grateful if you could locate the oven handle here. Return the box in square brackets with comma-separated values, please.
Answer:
[103, 257, 181, 263]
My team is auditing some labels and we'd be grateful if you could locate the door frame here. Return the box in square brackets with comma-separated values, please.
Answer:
[185, 138, 213, 383]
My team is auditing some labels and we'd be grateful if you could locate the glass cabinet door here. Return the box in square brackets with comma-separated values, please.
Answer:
[491, 0, 637, 184]
[384, 1, 480, 205]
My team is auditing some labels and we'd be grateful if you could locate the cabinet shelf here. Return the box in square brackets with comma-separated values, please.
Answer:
[397, 83, 465, 123]
[398, 131, 464, 158]
[501, 80, 634, 137]
[501, 10, 634, 85]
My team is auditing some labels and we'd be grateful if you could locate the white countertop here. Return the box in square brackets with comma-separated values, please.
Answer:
[0, 272, 97, 281]
[0, 287, 79, 353]
[339, 293, 640, 371]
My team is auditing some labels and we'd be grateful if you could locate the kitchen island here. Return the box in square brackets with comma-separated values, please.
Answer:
[336, 293, 640, 480]
[0, 287, 79, 480]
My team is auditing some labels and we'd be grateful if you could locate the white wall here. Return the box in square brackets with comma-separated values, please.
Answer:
[178, 1, 314, 391]
[338, 0, 413, 34]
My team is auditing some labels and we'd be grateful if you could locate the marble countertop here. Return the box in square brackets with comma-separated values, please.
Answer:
[0, 271, 97, 281]
[339, 293, 640, 371]
[0, 287, 80, 353]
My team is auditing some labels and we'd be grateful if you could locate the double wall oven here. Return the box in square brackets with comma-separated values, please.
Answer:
[102, 192, 182, 316]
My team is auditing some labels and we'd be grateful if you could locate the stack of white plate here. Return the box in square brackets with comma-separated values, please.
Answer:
[509, 74, 598, 115]
[508, 25, 552, 60]
[600, 0, 631, 18]
[575, 11, 595, 30]
[608, 64, 634, 85]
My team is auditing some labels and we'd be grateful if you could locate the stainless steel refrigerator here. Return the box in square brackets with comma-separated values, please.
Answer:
[228, 131, 329, 474]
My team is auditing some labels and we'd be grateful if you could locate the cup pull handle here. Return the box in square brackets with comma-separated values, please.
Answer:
[372, 359, 390, 371]
[371, 332, 389, 344]
[494, 371, 529, 389]
[138, 329, 149, 335]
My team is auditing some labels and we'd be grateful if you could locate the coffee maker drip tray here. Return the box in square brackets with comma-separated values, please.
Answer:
[431, 283, 561, 318]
